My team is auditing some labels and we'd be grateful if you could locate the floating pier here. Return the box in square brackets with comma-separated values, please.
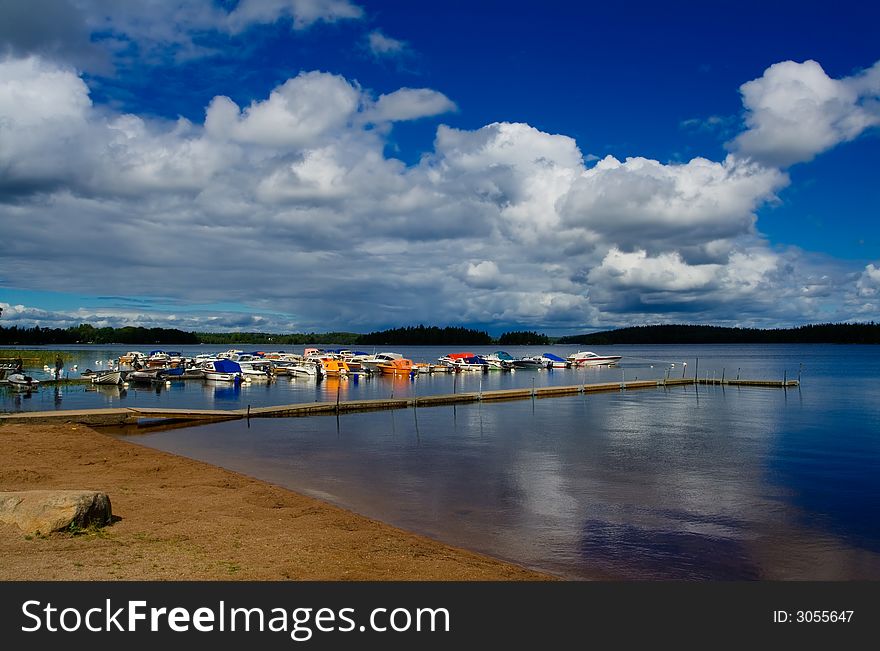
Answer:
[0, 376, 800, 429]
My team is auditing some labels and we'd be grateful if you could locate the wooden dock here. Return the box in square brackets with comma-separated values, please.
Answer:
[0, 377, 800, 428]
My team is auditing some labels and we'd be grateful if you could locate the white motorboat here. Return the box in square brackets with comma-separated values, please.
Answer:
[481, 351, 516, 370]
[567, 351, 622, 366]
[438, 353, 489, 372]
[91, 370, 124, 385]
[6, 373, 39, 390]
[359, 352, 403, 373]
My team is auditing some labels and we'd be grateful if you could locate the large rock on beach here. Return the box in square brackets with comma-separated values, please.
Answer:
[0, 490, 112, 533]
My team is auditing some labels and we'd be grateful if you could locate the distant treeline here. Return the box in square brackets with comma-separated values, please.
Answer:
[195, 331, 362, 346]
[6, 322, 875, 347]
[557, 323, 880, 345]
[356, 325, 493, 346]
[496, 330, 550, 345]
[0, 323, 544, 347]
[0, 324, 200, 346]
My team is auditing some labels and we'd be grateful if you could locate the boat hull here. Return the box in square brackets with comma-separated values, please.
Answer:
[91, 371, 123, 385]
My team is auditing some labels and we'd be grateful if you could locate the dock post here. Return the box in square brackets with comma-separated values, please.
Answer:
[721, 368, 725, 384]
[798, 363, 802, 383]
[694, 358, 699, 383]
[621, 368, 625, 390]
[783, 370, 787, 386]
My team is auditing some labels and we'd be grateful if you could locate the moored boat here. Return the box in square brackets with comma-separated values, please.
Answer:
[541, 353, 570, 368]
[377, 358, 416, 376]
[118, 351, 147, 366]
[482, 351, 516, 370]
[567, 351, 622, 367]
[359, 352, 403, 374]
[91, 370, 124, 385]
[127, 369, 163, 383]
[317, 357, 351, 378]
[512, 356, 545, 369]
[203, 359, 243, 382]
[6, 373, 39, 390]
[438, 353, 489, 372]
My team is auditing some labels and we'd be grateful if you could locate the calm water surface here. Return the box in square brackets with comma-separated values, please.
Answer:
[5, 344, 879, 579]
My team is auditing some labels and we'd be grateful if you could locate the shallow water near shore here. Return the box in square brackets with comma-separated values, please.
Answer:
[5, 344, 880, 579]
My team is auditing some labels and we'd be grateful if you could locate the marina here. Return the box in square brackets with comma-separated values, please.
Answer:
[1, 343, 806, 415]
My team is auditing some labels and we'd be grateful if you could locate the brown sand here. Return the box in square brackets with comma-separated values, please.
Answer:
[0, 423, 553, 580]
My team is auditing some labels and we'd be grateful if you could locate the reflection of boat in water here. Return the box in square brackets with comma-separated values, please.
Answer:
[205, 380, 242, 401]
[92, 384, 128, 400]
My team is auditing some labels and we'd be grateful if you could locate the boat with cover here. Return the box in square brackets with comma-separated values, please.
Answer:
[203, 359, 243, 382]
[567, 351, 622, 367]
[438, 353, 489, 371]
[541, 353, 570, 368]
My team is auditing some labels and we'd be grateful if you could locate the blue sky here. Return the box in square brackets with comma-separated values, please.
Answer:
[1, 0, 879, 334]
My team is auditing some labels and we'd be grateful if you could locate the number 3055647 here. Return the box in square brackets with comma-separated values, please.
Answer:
[796, 611, 854, 623]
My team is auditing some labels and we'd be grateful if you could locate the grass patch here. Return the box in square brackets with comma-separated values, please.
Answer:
[0, 349, 74, 366]
[220, 561, 241, 575]
[67, 522, 110, 538]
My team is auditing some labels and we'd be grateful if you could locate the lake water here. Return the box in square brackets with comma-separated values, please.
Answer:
[3, 344, 879, 579]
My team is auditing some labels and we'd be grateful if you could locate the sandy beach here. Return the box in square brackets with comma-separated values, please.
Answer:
[0, 422, 552, 580]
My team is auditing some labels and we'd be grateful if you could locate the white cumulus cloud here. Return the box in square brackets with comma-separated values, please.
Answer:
[729, 59, 880, 167]
[366, 88, 457, 123]
[367, 29, 407, 57]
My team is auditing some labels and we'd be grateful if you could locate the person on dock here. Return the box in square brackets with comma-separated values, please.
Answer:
[54, 355, 64, 380]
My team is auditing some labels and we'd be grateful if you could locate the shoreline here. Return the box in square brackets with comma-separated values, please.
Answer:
[0, 422, 554, 581]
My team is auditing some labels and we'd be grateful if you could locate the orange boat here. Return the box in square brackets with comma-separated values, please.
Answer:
[377, 358, 415, 376]
[318, 357, 351, 377]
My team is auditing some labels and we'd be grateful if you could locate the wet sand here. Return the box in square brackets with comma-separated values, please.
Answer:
[0, 423, 553, 580]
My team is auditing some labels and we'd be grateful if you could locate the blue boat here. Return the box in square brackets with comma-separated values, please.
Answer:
[541, 353, 570, 368]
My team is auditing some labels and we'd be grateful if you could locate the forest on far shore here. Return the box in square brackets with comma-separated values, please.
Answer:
[0, 322, 877, 346]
